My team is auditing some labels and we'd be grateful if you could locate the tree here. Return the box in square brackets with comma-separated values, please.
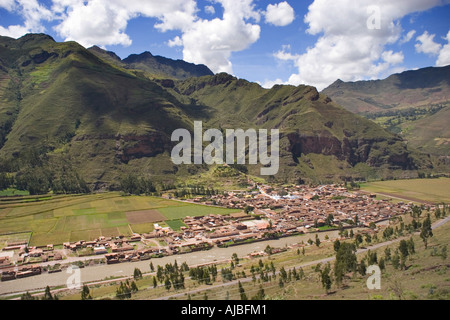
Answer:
[359, 260, 367, 276]
[384, 247, 391, 261]
[42, 286, 54, 300]
[320, 263, 333, 294]
[238, 281, 247, 300]
[420, 214, 433, 249]
[334, 243, 357, 286]
[116, 281, 132, 299]
[21, 292, 36, 300]
[264, 245, 273, 256]
[407, 238, 415, 254]
[392, 253, 400, 270]
[130, 281, 138, 293]
[379, 257, 386, 271]
[81, 285, 92, 300]
[326, 214, 334, 227]
[355, 233, 363, 247]
[164, 276, 172, 291]
[133, 267, 143, 280]
[252, 286, 266, 300]
[232, 253, 240, 265]
[435, 207, 442, 219]
[367, 250, 378, 265]
[244, 205, 254, 214]
[315, 234, 321, 247]
[411, 205, 422, 218]
[334, 239, 341, 253]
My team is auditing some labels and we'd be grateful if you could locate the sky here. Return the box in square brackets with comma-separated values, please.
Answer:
[0, 0, 450, 91]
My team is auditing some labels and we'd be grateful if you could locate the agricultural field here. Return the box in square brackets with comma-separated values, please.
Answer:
[0, 193, 241, 247]
[360, 178, 450, 204]
[0, 232, 32, 250]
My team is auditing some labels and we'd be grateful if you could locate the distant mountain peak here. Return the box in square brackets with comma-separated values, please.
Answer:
[88, 45, 122, 62]
[19, 33, 55, 42]
[121, 50, 214, 80]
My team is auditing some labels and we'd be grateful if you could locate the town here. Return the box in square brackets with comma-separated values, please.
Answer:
[1, 183, 419, 282]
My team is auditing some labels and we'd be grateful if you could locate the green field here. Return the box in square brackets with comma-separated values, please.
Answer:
[0, 193, 241, 247]
[360, 178, 450, 204]
[165, 219, 187, 231]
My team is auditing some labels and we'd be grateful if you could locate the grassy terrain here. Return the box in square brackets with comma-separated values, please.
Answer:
[0, 193, 240, 247]
[57, 210, 450, 301]
[360, 178, 450, 204]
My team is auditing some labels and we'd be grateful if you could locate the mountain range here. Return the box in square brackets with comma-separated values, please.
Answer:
[322, 66, 450, 156]
[0, 34, 441, 190]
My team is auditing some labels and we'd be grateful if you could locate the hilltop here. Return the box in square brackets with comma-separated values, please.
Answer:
[88, 46, 214, 80]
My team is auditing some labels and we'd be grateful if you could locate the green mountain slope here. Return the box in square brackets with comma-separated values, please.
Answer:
[167, 74, 431, 182]
[322, 66, 450, 156]
[322, 66, 450, 113]
[0, 34, 433, 190]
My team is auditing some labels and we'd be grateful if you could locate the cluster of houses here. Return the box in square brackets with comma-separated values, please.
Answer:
[0, 265, 42, 281]
[175, 184, 416, 245]
[1, 183, 418, 282]
[204, 184, 414, 228]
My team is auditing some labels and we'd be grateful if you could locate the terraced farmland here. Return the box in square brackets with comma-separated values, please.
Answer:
[0, 193, 241, 247]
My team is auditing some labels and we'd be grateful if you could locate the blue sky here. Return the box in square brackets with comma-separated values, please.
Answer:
[1, 0, 449, 90]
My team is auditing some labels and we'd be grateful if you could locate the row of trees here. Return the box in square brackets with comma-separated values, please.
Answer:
[116, 280, 139, 299]
[173, 186, 220, 198]
[153, 261, 189, 291]
[21, 286, 58, 300]
[119, 174, 157, 195]
[1, 167, 91, 195]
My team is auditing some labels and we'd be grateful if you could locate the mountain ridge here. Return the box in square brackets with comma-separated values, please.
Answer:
[88, 46, 214, 80]
[322, 65, 450, 156]
[0, 34, 436, 191]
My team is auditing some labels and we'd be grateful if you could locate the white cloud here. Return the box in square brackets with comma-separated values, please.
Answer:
[167, 0, 262, 74]
[436, 30, 450, 66]
[53, 1, 133, 47]
[270, 0, 449, 91]
[415, 31, 442, 55]
[400, 29, 416, 44]
[0, 0, 15, 11]
[0, 0, 53, 38]
[168, 36, 183, 48]
[205, 5, 215, 15]
[274, 49, 300, 62]
[382, 50, 404, 65]
[265, 1, 295, 27]
[51, 0, 198, 47]
[262, 78, 289, 89]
